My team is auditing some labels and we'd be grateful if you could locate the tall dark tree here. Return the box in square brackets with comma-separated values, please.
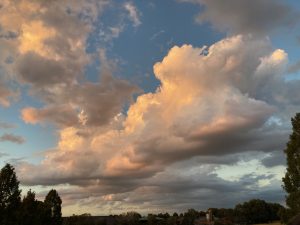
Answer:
[21, 190, 38, 225]
[44, 189, 62, 225]
[21, 189, 49, 225]
[282, 113, 300, 220]
[0, 163, 21, 225]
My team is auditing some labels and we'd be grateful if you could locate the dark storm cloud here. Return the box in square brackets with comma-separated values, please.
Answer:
[124, 173, 283, 212]
[180, 0, 299, 35]
[45, 169, 283, 213]
[0, 133, 25, 144]
[131, 123, 288, 169]
[261, 150, 286, 168]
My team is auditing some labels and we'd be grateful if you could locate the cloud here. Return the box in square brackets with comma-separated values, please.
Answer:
[261, 150, 286, 168]
[16, 52, 72, 87]
[0, 152, 9, 158]
[0, 133, 25, 144]
[0, 0, 139, 128]
[37, 162, 284, 215]
[124, 2, 142, 27]
[0, 0, 110, 102]
[21, 106, 78, 127]
[179, 0, 298, 35]
[0, 121, 15, 129]
[150, 30, 165, 41]
[21, 74, 139, 127]
[1, 0, 294, 213]
[18, 35, 291, 195]
[0, 80, 19, 107]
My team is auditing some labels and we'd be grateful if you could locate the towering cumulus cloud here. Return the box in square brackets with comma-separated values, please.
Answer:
[18, 35, 291, 212]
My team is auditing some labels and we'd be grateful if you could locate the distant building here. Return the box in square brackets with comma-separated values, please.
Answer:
[206, 209, 213, 223]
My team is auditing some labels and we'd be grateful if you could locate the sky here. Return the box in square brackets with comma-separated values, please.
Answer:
[0, 0, 300, 216]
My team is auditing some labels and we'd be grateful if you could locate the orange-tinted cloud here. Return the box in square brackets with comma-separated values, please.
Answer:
[19, 35, 289, 185]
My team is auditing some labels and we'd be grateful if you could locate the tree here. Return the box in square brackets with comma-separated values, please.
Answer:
[21, 189, 49, 225]
[21, 190, 42, 225]
[0, 163, 21, 225]
[234, 199, 275, 224]
[282, 113, 300, 221]
[182, 209, 199, 225]
[21, 190, 37, 225]
[44, 189, 62, 225]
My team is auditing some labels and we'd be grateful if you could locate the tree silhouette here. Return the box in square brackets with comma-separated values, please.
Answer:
[44, 189, 62, 225]
[282, 113, 300, 221]
[0, 163, 21, 225]
[235, 199, 272, 224]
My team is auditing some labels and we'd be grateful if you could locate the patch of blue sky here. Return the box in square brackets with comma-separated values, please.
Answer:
[0, 87, 57, 165]
[84, 58, 101, 83]
[269, 0, 300, 80]
[109, 0, 223, 92]
[84, 0, 224, 93]
[271, 31, 300, 81]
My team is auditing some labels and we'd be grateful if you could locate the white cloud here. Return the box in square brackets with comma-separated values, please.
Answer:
[124, 2, 142, 27]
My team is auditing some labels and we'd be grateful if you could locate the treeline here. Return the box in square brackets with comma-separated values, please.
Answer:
[64, 200, 284, 225]
[0, 163, 62, 225]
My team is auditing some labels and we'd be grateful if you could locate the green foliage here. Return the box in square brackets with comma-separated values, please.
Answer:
[282, 113, 300, 221]
[0, 163, 21, 225]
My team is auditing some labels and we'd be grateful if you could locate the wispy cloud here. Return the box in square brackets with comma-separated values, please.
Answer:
[124, 2, 142, 27]
[179, 0, 298, 35]
[0, 133, 25, 144]
[0, 152, 9, 158]
[0, 121, 15, 129]
[150, 30, 165, 41]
